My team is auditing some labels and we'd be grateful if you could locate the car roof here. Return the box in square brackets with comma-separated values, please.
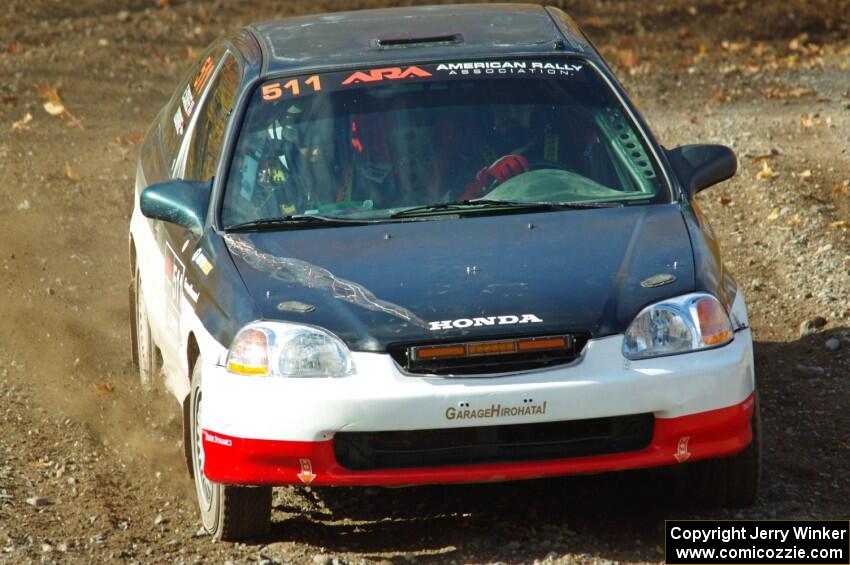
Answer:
[246, 4, 599, 77]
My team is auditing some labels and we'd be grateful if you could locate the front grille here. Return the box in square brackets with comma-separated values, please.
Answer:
[388, 333, 590, 376]
[333, 414, 654, 471]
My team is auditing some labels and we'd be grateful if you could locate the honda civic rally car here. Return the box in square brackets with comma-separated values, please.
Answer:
[129, 4, 759, 540]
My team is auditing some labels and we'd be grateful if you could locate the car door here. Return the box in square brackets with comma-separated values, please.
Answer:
[155, 50, 242, 393]
[134, 45, 226, 376]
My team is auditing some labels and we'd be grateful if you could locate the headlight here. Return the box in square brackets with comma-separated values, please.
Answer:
[226, 321, 354, 378]
[623, 293, 733, 360]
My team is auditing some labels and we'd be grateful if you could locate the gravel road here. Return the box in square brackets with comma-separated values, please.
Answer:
[0, 1, 848, 563]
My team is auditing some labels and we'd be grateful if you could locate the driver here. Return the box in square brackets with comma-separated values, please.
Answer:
[459, 104, 600, 200]
[459, 104, 534, 200]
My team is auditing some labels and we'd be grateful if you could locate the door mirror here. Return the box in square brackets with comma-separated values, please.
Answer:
[666, 144, 737, 197]
[140, 180, 211, 235]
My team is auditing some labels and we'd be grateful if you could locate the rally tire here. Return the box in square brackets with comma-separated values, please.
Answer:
[687, 394, 762, 508]
[189, 359, 272, 541]
[134, 272, 156, 391]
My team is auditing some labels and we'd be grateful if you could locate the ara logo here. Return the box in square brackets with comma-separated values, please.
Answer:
[428, 314, 544, 331]
[342, 66, 432, 85]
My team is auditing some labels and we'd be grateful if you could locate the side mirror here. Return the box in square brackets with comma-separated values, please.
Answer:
[140, 180, 211, 235]
[666, 144, 737, 197]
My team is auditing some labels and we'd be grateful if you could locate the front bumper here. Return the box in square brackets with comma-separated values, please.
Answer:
[200, 329, 755, 486]
[203, 392, 753, 485]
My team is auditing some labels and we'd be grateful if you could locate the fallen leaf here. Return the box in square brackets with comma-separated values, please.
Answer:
[751, 43, 770, 57]
[766, 87, 815, 99]
[718, 196, 732, 206]
[801, 112, 830, 128]
[94, 380, 115, 395]
[798, 169, 812, 180]
[712, 91, 731, 103]
[828, 220, 849, 228]
[64, 161, 81, 182]
[36, 84, 83, 127]
[158, 0, 170, 6]
[721, 40, 747, 53]
[38, 85, 65, 116]
[617, 49, 639, 69]
[789, 87, 816, 97]
[11, 112, 32, 130]
[113, 134, 143, 146]
[789, 34, 809, 52]
[2, 95, 17, 105]
[767, 208, 780, 221]
[834, 184, 848, 195]
[7, 42, 22, 53]
[756, 162, 776, 180]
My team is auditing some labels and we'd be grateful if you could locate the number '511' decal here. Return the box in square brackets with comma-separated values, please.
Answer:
[262, 75, 321, 101]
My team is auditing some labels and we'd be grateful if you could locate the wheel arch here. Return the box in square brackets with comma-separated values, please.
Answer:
[183, 331, 201, 478]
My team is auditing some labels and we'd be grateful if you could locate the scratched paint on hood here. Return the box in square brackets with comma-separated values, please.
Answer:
[225, 235, 427, 328]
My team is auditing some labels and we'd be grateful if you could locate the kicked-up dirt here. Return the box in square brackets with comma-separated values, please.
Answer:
[0, 0, 848, 563]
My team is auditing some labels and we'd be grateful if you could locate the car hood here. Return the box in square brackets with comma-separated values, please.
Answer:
[224, 205, 695, 351]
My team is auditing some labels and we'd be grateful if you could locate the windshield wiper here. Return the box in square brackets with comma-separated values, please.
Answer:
[388, 199, 623, 219]
[226, 214, 376, 232]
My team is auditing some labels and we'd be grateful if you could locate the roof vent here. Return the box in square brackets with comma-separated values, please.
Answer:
[376, 33, 463, 49]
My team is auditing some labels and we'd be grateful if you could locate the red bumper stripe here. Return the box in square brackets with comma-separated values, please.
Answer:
[202, 393, 755, 486]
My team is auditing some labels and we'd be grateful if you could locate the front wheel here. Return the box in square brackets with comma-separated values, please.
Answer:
[189, 359, 272, 541]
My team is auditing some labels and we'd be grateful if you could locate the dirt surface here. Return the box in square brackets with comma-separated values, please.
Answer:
[1, 0, 849, 563]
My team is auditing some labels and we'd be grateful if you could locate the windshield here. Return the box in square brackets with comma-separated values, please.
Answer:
[222, 58, 668, 227]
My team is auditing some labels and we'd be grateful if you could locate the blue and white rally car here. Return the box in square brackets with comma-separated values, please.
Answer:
[129, 4, 759, 540]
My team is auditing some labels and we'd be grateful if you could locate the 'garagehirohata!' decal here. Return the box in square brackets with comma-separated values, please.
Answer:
[224, 235, 427, 328]
[446, 400, 548, 421]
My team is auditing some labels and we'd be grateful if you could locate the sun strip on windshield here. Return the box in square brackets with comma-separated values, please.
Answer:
[257, 59, 587, 103]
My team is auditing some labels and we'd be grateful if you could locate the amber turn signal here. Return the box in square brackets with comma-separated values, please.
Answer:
[696, 298, 733, 346]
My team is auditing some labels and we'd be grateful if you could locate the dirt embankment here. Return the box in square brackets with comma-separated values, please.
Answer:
[0, 1, 848, 563]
